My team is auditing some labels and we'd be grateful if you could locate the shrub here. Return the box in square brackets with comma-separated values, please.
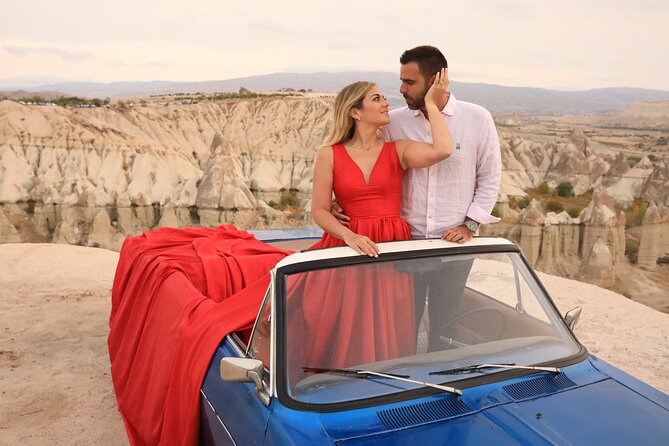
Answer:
[515, 196, 530, 209]
[491, 205, 501, 218]
[555, 181, 574, 197]
[627, 155, 641, 167]
[279, 192, 299, 208]
[545, 200, 564, 213]
[537, 181, 550, 195]
[624, 199, 648, 229]
[567, 207, 581, 218]
[625, 239, 639, 264]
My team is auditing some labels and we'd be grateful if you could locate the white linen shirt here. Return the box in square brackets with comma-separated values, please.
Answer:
[384, 93, 501, 239]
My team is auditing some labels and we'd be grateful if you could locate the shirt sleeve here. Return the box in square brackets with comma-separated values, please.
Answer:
[466, 112, 501, 225]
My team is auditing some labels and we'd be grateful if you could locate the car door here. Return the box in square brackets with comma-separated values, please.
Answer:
[200, 289, 274, 446]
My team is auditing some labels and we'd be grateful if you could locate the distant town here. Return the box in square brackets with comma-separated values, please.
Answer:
[0, 87, 332, 110]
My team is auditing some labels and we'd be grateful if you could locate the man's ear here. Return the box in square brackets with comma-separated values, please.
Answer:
[427, 74, 436, 86]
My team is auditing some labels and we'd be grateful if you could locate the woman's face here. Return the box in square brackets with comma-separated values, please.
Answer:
[353, 86, 390, 126]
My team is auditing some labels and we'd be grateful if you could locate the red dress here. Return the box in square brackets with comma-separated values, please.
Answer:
[292, 142, 416, 373]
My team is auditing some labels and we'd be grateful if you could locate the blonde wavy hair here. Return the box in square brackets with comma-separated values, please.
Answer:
[322, 81, 376, 147]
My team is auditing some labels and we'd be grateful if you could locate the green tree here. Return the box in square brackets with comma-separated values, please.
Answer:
[545, 200, 564, 213]
[624, 199, 648, 228]
[280, 192, 299, 208]
[515, 196, 530, 209]
[625, 239, 639, 264]
[555, 181, 574, 197]
[537, 181, 550, 195]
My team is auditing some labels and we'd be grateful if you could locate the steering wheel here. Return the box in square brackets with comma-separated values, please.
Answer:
[437, 307, 506, 346]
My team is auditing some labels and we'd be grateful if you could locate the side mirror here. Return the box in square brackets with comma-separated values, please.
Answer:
[220, 357, 270, 405]
[564, 307, 582, 331]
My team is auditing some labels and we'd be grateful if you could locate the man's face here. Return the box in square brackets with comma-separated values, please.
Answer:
[399, 62, 429, 110]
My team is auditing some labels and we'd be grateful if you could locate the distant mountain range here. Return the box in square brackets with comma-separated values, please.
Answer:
[3, 71, 669, 116]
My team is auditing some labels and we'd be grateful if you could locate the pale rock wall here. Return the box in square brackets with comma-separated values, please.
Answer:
[2, 97, 668, 254]
[638, 203, 669, 269]
[578, 238, 615, 288]
[642, 158, 669, 207]
[0, 98, 327, 248]
[485, 191, 625, 284]
[580, 189, 626, 263]
[536, 211, 581, 275]
[517, 200, 545, 265]
[0, 98, 330, 208]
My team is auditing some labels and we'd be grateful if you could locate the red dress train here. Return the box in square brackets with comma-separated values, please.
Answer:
[108, 226, 291, 445]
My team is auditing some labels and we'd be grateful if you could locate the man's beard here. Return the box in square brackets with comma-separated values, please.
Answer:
[404, 85, 429, 110]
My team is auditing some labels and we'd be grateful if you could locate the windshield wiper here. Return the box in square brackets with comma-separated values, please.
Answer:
[302, 366, 462, 395]
[302, 367, 410, 378]
[430, 363, 560, 376]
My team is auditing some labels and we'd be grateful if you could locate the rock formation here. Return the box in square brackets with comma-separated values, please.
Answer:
[580, 189, 626, 263]
[637, 202, 669, 269]
[536, 211, 580, 275]
[517, 199, 545, 265]
[578, 238, 615, 288]
[2, 97, 668, 267]
[0, 98, 331, 246]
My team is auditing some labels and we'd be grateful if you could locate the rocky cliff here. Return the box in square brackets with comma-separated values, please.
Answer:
[0, 98, 333, 248]
[1, 97, 668, 266]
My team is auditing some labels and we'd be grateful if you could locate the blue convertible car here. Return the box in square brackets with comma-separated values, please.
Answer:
[199, 234, 669, 445]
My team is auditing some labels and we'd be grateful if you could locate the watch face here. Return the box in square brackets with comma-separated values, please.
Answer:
[465, 220, 478, 233]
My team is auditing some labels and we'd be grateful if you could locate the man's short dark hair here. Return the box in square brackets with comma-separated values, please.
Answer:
[400, 45, 448, 80]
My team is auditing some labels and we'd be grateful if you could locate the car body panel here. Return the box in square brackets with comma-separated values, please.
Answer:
[201, 337, 270, 446]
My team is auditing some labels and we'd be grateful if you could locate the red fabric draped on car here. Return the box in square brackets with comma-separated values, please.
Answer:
[108, 225, 291, 446]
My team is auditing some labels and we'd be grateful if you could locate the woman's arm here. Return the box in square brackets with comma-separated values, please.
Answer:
[396, 68, 453, 169]
[311, 147, 379, 257]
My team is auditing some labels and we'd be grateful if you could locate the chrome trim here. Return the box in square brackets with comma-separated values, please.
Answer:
[246, 286, 272, 356]
[226, 333, 246, 356]
[200, 389, 237, 446]
[269, 268, 277, 398]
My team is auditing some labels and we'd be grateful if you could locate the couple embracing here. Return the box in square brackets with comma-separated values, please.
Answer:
[299, 45, 502, 366]
[310, 44, 501, 253]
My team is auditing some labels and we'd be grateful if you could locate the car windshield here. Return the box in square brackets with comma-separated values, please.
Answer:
[281, 250, 581, 405]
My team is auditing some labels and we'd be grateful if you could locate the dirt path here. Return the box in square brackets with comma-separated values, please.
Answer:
[0, 243, 126, 445]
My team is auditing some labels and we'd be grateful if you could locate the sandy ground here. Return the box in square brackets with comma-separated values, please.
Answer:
[0, 243, 668, 445]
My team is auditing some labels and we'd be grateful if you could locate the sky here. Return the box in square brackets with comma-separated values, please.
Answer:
[1, 0, 668, 91]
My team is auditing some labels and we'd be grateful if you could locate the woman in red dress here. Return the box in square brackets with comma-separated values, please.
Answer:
[290, 69, 453, 373]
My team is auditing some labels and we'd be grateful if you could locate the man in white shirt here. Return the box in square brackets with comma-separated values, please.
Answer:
[386, 45, 501, 351]
[387, 45, 501, 241]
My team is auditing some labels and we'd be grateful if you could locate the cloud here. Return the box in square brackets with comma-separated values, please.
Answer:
[246, 20, 290, 35]
[105, 57, 169, 69]
[2, 45, 95, 62]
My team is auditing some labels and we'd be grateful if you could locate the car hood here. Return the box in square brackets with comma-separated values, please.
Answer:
[330, 377, 669, 446]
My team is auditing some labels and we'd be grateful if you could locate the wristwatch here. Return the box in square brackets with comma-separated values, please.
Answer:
[464, 219, 479, 234]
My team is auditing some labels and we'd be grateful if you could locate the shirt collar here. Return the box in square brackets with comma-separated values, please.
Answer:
[410, 92, 457, 118]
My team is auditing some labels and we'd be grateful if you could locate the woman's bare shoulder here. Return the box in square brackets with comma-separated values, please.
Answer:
[315, 145, 334, 160]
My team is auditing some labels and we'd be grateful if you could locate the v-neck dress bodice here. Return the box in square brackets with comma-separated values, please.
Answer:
[310, 141, 411, 249]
